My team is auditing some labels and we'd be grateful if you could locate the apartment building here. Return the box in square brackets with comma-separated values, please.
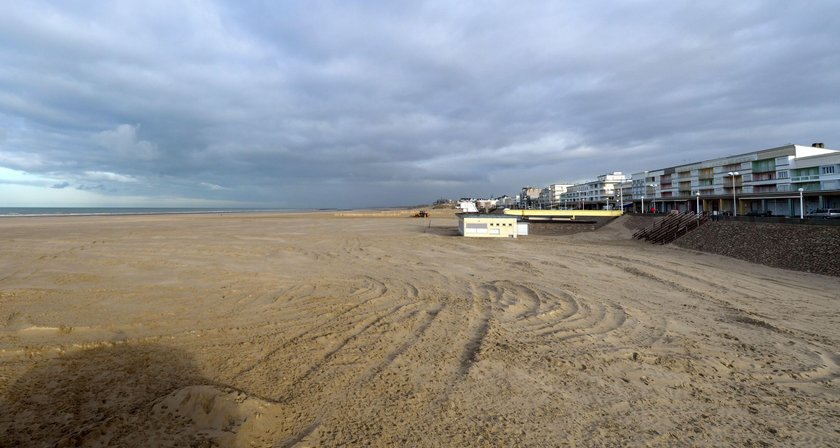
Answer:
[559, 172, 628, 209]
[519, 186, 542, 208]
[532, 183, 574, 209]
[549, 183, 572, 203]
[789, 151, 840, 192]
[632, 143, 839, 216]
[617, 179, 634, 210]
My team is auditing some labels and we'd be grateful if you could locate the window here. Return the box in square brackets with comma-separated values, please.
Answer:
[465, 223, 488, 234]
[822, 166, 836, 175]
[792, 167, 818, 177]
[753, 173, 772, 181]
[752, 159, 776, 173]
[777, 170, 788, 179]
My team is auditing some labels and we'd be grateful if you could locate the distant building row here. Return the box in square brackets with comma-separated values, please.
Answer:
[516, 143, 840, 217]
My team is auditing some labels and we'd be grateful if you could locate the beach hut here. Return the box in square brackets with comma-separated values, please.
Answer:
[457, 213, 520, 238]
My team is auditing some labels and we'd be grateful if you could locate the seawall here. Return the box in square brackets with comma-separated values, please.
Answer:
[673, 220, 840, 277]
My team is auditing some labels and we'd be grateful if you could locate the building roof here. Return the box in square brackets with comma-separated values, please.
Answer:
[659, 144, 838, 173]
[456, 213, 518, 219]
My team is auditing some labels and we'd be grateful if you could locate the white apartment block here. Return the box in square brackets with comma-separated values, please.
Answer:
[536, 183, 573, 208]
[548, 183, 572, 204]
[559, 172, 628, 209]
[789, 151, 840, 192]
[630, 143, 839, 216]
[506, 143, 838, 214]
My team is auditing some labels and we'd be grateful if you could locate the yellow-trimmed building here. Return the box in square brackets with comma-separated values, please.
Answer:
[457, 214, 521, 238]
[502, 209, 623, 218]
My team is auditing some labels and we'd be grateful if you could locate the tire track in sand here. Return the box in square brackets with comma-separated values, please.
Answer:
[276, 300, 415, 402]
[279, 304, 445, 447]
[429, 282, 498, 410]
[234, 277, 391, 376]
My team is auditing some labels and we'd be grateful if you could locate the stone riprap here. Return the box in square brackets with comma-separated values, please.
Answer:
[673, 220, 840, 277]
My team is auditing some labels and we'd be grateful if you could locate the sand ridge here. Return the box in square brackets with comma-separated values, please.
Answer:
[0, 212, 838, 446]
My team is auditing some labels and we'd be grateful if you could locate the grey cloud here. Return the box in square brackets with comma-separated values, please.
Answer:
[51, 181, 70, 189]
[0, 1, 838, 207]
[75, 183, 105, 191]
[83, 170, 140, 183]
[92, 125, 159, 161]
[200, 182, 229, 191]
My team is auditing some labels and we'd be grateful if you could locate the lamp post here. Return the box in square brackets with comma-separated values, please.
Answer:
[695, 191, 701, 219]
[648, 183, 657, 213]
[727, 171, 739, 216]
[618, 186, 622, 213]
[798, 188, 804, 219]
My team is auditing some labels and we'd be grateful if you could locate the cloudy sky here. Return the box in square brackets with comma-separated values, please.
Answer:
[1, 1, 838, 208]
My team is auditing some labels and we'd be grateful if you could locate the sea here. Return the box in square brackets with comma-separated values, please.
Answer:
[0, 207, 326, 217]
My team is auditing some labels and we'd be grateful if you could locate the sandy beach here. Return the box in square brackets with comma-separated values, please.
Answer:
[0, 211, 838, 447]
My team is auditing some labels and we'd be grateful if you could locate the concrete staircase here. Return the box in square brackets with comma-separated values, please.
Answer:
[632, 212, 709, 245]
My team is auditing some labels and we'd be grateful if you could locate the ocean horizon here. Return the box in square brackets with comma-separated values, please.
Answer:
[0, 207, 332, 217]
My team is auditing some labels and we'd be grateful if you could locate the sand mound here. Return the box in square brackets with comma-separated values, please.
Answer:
[151, 385, 288, 447]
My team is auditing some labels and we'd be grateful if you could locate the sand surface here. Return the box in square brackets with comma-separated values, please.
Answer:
[0, 212, 838, 446]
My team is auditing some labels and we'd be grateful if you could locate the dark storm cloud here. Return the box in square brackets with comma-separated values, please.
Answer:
[0, 1, 838, 207]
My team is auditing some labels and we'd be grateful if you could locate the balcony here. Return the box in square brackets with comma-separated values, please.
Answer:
[752, 172, 776, 181]
[791, 175, 820, 182]
[749, 179, 781, 186]
[751, 166, 776, 174]
[776, 183, 821, 192]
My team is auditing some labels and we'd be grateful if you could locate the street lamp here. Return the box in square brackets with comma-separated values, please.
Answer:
[648, 183, 657, 213]
[695, 191, 701, 219]
[620, 184, 625, 214]
[727, 171, 739, 216]
[798, 188, 804, 219]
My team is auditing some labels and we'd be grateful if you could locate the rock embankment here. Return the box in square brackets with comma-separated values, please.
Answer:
[673, 221, 840, 277]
